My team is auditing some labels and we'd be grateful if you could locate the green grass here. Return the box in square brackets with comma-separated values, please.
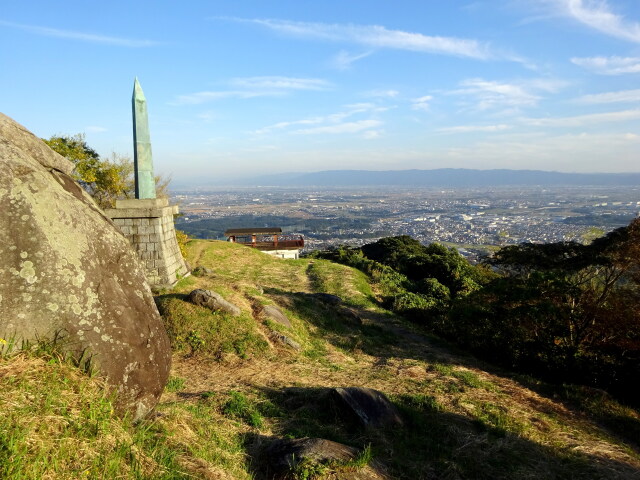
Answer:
[223, 391, 265, 428]
[0, 352, 185, 480]
[155, 294, 268, 359]
[165, 376, 186, 392]
[5, 239, 640, 479]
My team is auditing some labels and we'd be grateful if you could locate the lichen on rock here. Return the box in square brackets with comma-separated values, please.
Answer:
[0, 112, 171, 420]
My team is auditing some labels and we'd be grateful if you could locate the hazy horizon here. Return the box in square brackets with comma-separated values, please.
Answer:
[2, 1, 639, 183]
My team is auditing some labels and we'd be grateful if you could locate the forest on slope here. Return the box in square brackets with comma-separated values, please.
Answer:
[311, 217, 640, 407]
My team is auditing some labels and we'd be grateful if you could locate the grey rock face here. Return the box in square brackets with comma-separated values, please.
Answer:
[260, 304, 291, 328]
[188, 289, 241, 316]
[332, 387, 404, 428]
[0, 112, 171, 420]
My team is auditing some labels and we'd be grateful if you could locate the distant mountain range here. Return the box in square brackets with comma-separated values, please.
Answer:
[244, 169, 640, 187]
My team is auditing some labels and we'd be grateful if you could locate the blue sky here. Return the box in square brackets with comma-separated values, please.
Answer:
[1, 1, 639, 184]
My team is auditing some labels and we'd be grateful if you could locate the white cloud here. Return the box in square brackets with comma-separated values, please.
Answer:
[437, 124, 512, 133]
[366, 89, 400, 98]
[0, 20, 160, 47]
[230, 76, 330, 90]
[294, 119, 382, 135]
[229, 18, 493, 59]
[552, 0, 640, 43]
[255, 103, 385, 135]
[362, 130, 383, 139]
[254, 117, 326, 135]
[411, 95, 433, 111]
[173, 90, 281, 105]
[523, 108, 640, 127]
[446, 77, 569, 113]
[174, 76, 330, 105]
[571, 56, 640, 74]
[450, 79, 540, 111]
[442, 131, 640, 172]
[331, 50, 374, 70]
[85, 126, 107, 133]
[197, 111, 217, 123]
[574, 89, 640, 104]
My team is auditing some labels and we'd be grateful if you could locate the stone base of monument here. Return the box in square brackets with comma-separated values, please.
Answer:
[105, 197, 188, 288]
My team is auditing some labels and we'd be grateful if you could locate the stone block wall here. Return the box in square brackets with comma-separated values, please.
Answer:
[106, 198, 188, 288]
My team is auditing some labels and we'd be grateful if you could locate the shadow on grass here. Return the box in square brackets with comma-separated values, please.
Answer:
[236, 385, 640, 480]
[262, 286, 478, 369]
[512, 376, 640, 452]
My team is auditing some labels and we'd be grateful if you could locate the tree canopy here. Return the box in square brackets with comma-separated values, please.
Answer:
[44, 134, 133, 208]
[312, 220, 640, 405]
[44, 134, 169, 209]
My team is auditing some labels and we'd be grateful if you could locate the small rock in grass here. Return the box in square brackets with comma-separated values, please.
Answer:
[191, 265, 213, 277]
[264, 437, 389, 479]
[269, 332, 301, 351]
[188, 289, 241, 316]
[331, 387, 403, 428]
[307, 292, 343, 305]
[260, 305, 291, 328]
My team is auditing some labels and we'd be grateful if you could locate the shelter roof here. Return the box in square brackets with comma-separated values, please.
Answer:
[224, 227, 282, 236]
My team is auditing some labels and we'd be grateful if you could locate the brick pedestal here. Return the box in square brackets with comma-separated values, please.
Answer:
[105, 198, 188, 288]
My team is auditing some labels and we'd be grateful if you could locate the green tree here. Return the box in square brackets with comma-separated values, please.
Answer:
[446, 218, 640, 402]
[44, 134, 133, 208]
[360, 236, 485, 297]
[44, 134, 170, 209]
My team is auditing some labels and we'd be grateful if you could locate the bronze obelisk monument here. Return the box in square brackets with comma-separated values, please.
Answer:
[105, 79, 188, 288]
[132, 78, 156, 199]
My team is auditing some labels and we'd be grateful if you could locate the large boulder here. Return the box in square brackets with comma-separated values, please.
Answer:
[0, 113, 171, 420]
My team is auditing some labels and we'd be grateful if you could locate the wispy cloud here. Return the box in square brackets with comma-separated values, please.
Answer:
[230, 76, 330, 90]
[446, 77, 568, 113]
[574, 89, 640, 104]
[550, 0, 640, 43]
[523, 108, 640, 127]
[255, 104, 385, 136]
[411, 95, 433, 111]
[450, 79, 535, 111]
[174, 76, 330, 105]
[224, 17, 493, 59]
[174, 90, 281, 105]
[441, 131, 639, 172]
[437, 124, 512, 133]
[293, 119, 382, 135]
[197, 111, 216, 123]
[571, 56, 640, 74]
[331, 50, 374, 70]
[366, 89, 400, 98]
[362, 130, 383, 139]
[0, 19, 161, 47]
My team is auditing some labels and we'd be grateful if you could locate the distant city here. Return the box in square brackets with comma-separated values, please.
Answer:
[174, 185, 640, 261]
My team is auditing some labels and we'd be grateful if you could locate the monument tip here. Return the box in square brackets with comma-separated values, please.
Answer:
[133, 77, 145, 100]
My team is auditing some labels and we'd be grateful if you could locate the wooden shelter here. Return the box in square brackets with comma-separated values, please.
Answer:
[224, 227, 304, 259]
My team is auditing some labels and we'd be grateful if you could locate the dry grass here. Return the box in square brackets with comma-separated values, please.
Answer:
[0, 354, 168, 480]
[153, 240, 640, 479]
[5, 239, 640, 479]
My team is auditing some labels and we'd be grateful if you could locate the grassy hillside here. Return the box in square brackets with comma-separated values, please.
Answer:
[2, 239, 640, 479]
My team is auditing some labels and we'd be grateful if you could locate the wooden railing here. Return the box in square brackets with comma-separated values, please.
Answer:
[231, 235, 304, 250]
